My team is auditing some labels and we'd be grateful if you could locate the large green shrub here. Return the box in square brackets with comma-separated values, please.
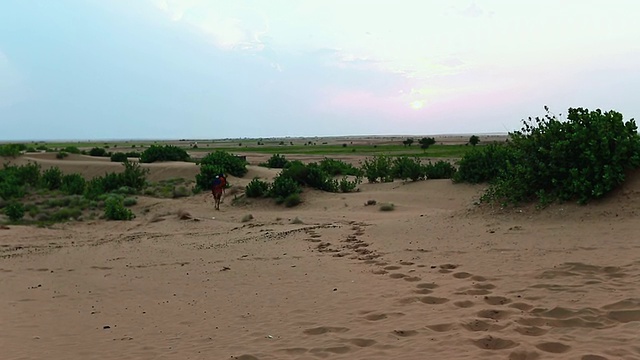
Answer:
[110, 152, 128, 162]
[269, 173, 301, 200]
[0, 171, 24, 200]
[4, 202, 25, 221]
[453, 143, 515, 184]
[61, 174, 86, 195]
[424, 160, 457, 179]
[261, 154, 288, 168]
[195, 164, 225, 191]
[41, 167, 63, 190]
[140, 145, 190, 163]
[319, 158, 362, 176]
[0, 144, 25, 157]
[482, 107, 640, 205]
[89, 147, 108, 157]
[198, 151, 247, 177]
[391, 156, 423, 181]
[360, 155, 393, 183]
[245, 178, 270, 198]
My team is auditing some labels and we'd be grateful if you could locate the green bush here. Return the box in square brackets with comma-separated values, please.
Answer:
[424, 160, 457, 179]
[56, 151, 68, 159]
[84, 161, 148, 199]
[245, 178, 270, 198]
[453, 143, 515, 184]
[62, 146, 81, 154]
[304, 163, 338, 192]
[0, 176, 24, 200]
[125, 151, 141, 158]
[0, 144, 25, 157]
[319, 158, 362, 176]
[391, 156, 423, 181]
[140, 145, 189, 163]
[110, 152, 128, 162]
[481, 107, 640, 205]
[360, 155, 393, 183]
[61, 174, 86, 195]
[261, 154, 288, 168]
[198, 150, 247, 177]
[104, 196, 134, 220]
[4, 202, 25, 221]
[269, 173, 301, 200]
[42, 166, 62, 190]
[339, 177, 361, 192]
[89, 147, 108, 157]
[195, 164, 225, 191]
[283, 193, 301, 207]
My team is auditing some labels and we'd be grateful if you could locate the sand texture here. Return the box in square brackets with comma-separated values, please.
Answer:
[1, 155, 640, 360]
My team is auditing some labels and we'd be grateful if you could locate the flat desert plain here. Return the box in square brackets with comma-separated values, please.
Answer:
[1, 152, 640, 360]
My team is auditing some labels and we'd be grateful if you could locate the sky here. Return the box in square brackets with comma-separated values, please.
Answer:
[1, 0, 639, 140]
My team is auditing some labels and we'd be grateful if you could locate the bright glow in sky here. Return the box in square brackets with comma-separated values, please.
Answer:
[1, 0, 639, 140]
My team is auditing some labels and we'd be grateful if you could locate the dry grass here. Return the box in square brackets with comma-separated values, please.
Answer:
[365, 199, 377, 206]
[241, 214, 254, 223]
[379, 203, 395, 211]
[177, 209, 193, 220]
[290, 217, 304, 224]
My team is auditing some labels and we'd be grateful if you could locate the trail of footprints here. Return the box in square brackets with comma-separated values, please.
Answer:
[241, 227, 640, 359]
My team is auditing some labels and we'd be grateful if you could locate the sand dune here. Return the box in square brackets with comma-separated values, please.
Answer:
[1, 162, 640, 359]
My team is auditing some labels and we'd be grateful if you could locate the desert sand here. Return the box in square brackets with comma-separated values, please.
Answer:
[1, 153, 640, 360]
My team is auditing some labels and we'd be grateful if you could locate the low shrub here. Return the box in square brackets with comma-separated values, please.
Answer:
[361, 155, 393, 183]
[245, 178, 270, 198]
[140, 145, 190, 163]
[42, 167, 63, 190]
[269, 173, 301, 200]
[391, 156, 423, 181]
[110, 152, 128, 162]
[198, 150, 247, 177]
[89, 147, 108, 157]
[4, 202, 25, 221]
[424, 160, 457, 179]
[283, 193, 301, 207]
[261, 154, 288, 168]
[379, 203, 395, 211]
[319, 158, 362, 176]
[61, 173, 86, 195]
[339, 176, 360, 193]
[453, 143, 515, 184]
[104, 196, 134, 220]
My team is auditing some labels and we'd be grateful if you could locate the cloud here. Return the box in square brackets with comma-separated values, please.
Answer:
[151, 0, 269, 52]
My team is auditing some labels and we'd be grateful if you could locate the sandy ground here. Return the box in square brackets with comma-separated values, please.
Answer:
[1, 156, 640, 360]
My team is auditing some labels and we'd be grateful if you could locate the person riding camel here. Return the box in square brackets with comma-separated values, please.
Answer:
[211, 173, 226, 210]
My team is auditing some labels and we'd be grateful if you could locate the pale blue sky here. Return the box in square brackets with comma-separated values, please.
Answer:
[1, 0, 639, 140]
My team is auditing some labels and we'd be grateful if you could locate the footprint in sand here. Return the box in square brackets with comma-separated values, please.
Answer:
[364, 312, 404, 321]
[535, 342, 571, 354]
[348, 338, 377, 347]
[384, 265, 402, 271]
[426, 323, 455, 332]
[303, 326, 350, 335]
[462, 319, 510, 332]
[453, 272, 473, 279]
[419, 296, 449, 305]
[472, 335, 519, 350]
[477, 309, 513, 320]
[389, 273, 407, 279]
[483, 296, 511, 306]
[392, 329, 418, 337]
[514, 326, 548, 336]
[453, 300, 475, 308]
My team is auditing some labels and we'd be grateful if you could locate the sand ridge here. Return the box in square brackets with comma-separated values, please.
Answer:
[1, 162, 640, 359]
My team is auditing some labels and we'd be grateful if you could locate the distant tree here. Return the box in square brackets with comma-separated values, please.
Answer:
[469, 135, 480, 146]
[402, 138, 414, 147]
[418, 137, 436, 151]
